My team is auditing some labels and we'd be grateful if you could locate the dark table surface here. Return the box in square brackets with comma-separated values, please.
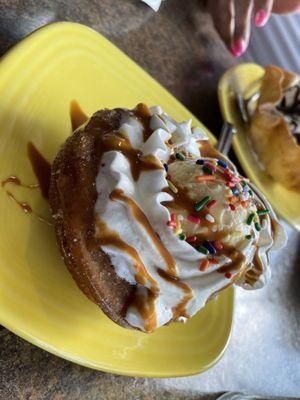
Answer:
[1, 1, 299, 400]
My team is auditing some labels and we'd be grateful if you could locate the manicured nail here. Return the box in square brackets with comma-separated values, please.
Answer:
[230, 39, 245, 57]
[255, 10, 268, 27]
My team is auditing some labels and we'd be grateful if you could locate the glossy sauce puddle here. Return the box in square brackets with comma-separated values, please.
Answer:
[1, 100, 87, 225]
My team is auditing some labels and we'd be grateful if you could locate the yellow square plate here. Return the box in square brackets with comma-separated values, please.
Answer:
[219, 63, 300, 232]
[0, 22, 233, 377]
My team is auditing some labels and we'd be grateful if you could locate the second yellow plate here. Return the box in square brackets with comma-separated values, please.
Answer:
[219, 63, 300, 232]
[0, 22, 233, 377]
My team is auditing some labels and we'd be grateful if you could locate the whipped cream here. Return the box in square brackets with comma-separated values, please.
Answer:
[94, 105, 286, 332]
[141, 0, 165, 11]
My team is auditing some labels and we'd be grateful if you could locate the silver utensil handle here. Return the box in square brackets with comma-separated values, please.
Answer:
[217, 122, 237, 155]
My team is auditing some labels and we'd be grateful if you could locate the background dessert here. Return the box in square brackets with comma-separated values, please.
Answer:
[50, 104, 286, 333]
[250, 65, 300, 192]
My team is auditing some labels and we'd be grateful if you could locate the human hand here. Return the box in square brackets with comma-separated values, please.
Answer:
[206, 0, 300, 57]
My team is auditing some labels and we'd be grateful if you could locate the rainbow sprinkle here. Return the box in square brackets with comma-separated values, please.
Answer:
[187, 215, 201, 224]
[195, 175, 216, 182]
[196, 159, 205, 165]
[246, 234, 252, 239]
[255, 222, 261, 231]
[163, 163, 168, 172]
[225, 272, 232, 279]
[175, 152, 185, 161]
[257, 209, 270, 216]
[207, 199, 217, 209]
[203, 241, 216, 255]
[186, 235, 197, 243]
[179, 233, 186, 240]
[229, 204, 236, 211]
[202, 165, 213, 175]
[167, 221, 176, 228]
[217, 159, 228, 168]
[199, 259, 210, 272]
[197, 245, 209, 255]
[168, 180, 178, 194]
[228, 196, 238, 203]
[205, 214, 215, 223]
[205, 162, 217, 172]
[212, 240, 223, 250]
[226, 181, 235, 188]
[247, 213, 255, 225]
[194, 196, 211, 212]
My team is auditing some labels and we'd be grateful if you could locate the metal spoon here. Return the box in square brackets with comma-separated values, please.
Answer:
[217, 121, 237, 155]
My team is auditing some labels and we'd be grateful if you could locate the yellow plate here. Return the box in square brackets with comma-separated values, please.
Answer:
[0, 22, 233, 377]
[219, 63, 300, 232]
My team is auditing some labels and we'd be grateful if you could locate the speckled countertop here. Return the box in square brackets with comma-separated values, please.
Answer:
[0, 1, 299, 399]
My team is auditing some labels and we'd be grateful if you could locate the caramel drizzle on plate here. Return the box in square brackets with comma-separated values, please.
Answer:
[1, 175, 39, 190]
[2, 187, 52, 226]
[1, 143, 52, 226]
[5, 190, 33, 214]
[27, 142, 51, 199]
[70, 100, 89, 131]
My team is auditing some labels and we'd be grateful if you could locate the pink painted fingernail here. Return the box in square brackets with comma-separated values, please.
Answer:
[255, 10, 268, 27]
[230, 39, 245, 58]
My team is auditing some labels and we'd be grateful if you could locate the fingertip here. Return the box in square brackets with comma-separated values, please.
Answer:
[254, 9, 268, 27]
[230, 39, 246, 57]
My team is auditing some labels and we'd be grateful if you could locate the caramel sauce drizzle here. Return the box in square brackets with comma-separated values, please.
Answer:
[96, 133, 162, 181]
[244, 249, 264, 286]
[96, 219, 158, 291]
[110, 188, 177, 277]
[27, 142, 51, 199]
[157, 268, 193, 319]
[163, 186, 196, 216]
[3, 189, 52, 226]
[1, 145, 52, 226]
[70, 100, 89, 131]
[218, 248, 246, 274]
[133, 289, 157, 333]
[133, 103, 153, 142]
[5, 190, 32, 213]
[96, 218, 159, 332]
[1, 175, 39, 190]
